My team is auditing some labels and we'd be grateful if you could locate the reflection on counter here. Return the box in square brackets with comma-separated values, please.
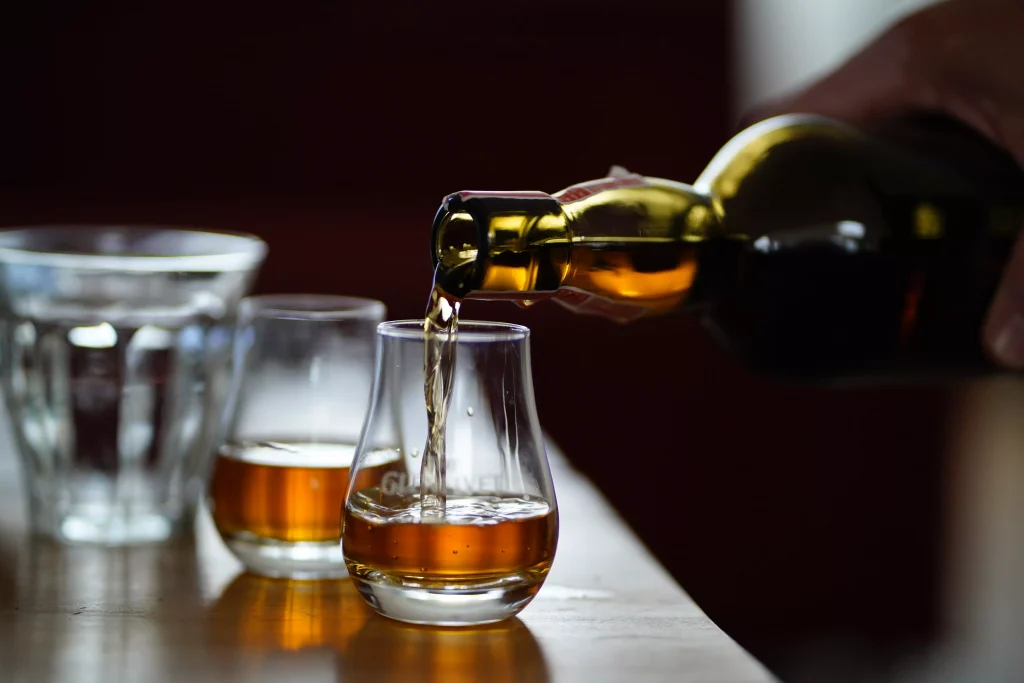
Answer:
[207, 572, 550, 683]
[0, 526, 20, 613]
[4, 535, 207, 681]
[337, 616, 550, 683]
[208, 572, 371, 652]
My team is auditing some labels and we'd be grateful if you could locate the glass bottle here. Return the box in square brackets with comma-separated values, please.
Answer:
[431, 114, 1024, 380]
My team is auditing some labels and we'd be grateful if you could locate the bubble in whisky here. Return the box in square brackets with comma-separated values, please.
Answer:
[208, 443, 402, 543]
[343, 490, 557, 581]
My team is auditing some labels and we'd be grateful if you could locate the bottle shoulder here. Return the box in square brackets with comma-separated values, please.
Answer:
[695, 114, 1014, 205]
[690, 114, 1012, 242]
[694, 115, 862, 198]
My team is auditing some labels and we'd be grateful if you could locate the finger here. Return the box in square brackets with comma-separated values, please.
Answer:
[984, 225, 1024, 368]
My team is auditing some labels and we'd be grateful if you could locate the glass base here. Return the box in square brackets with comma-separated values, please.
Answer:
[347, 566, 545, 626]
[224, 533, 347, 579]
[32, 505, 185, 546]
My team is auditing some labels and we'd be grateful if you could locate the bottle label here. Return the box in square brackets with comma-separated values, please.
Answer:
[555, 174, 648, 204]
[457, 190, 552, 200]
[456, 174, 646, 204]
[552, 287, 649, 323]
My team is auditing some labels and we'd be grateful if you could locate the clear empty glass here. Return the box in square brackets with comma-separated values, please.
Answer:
[0, 226, 266, 545]
[342, 320, 558, 626]
[209, 295, 386, 578]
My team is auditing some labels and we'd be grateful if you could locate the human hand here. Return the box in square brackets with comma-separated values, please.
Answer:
[746, 0, 1024, 367]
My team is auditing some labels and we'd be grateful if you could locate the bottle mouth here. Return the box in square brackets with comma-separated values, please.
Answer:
[431, 191, 561, 268]
[430, 190, 566, 297]
[431, 193, 484, 273]
[433, 204, 480, 270]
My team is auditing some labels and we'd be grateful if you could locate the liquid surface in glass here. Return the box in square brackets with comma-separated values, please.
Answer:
[210, 442, 401, 543]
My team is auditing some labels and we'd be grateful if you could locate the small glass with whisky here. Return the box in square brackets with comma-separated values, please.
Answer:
[209, 295, 387, 578]
[342, 320, 558, 625]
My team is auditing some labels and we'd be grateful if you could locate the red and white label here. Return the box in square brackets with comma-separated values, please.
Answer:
[551, 287, 649, 324]
[457, 190, 551, 201]
[554, 174, 648, 204]
[455, 174, 647, 205]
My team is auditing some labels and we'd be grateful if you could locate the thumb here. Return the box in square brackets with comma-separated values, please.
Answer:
[984, 228, 1024, 368]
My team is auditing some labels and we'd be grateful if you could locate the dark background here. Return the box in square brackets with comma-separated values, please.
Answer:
[0, 2, 949, 677]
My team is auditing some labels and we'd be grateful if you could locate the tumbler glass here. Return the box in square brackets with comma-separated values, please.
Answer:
[0, 226, 266, 545]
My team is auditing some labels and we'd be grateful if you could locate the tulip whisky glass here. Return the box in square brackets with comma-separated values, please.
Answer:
[342, 320, 558, 625]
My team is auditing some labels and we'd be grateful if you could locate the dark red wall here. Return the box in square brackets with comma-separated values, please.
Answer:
[0, 2, 950, 676]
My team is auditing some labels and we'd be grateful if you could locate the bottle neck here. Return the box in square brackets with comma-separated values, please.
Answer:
[431, 191, 569, 298]
[431, 174, 723, 308]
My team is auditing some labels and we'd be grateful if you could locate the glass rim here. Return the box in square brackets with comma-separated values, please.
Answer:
[0, 225, 267, 272]
[378, 319, 530, 342]
[243, 294, 387, 321]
